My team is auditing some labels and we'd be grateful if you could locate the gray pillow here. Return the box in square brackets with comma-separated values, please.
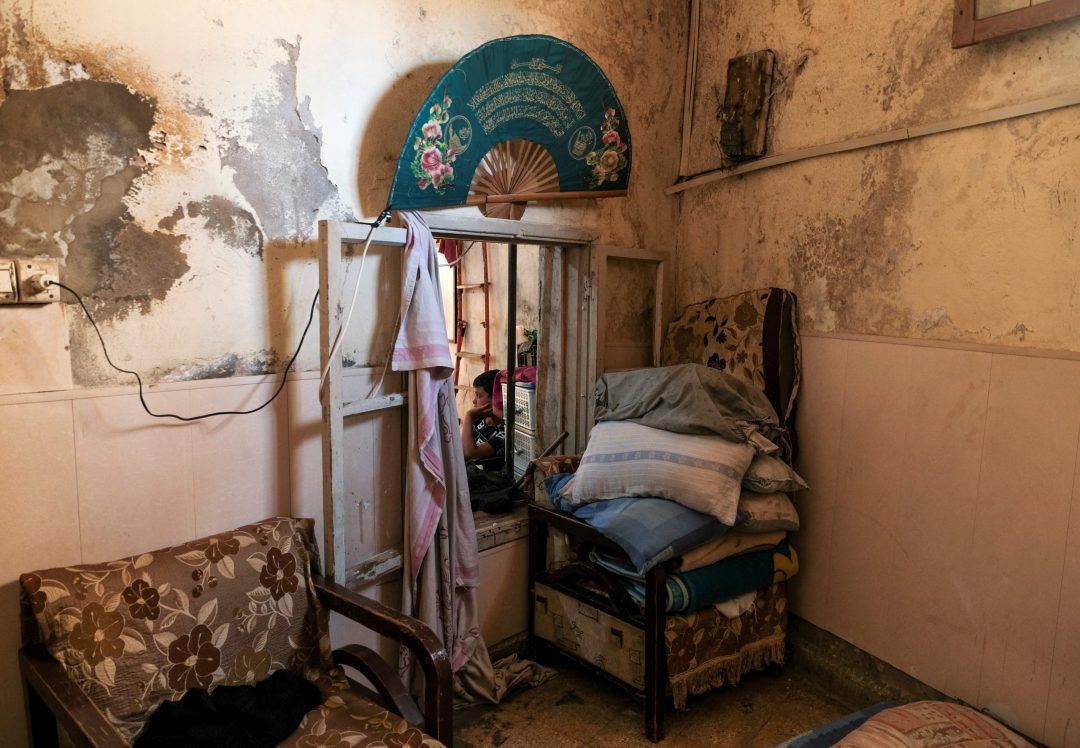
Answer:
[742, 453, 808, 493]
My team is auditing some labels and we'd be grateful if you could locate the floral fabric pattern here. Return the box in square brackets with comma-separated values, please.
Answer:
[585, 108, 628, 187]
[664, 581, 788, 709]
[661, 288, 773, 391]
[411, 95, 457, 193]
[284, 688, 441, 748]
[523, 454, 581, 505]
[20, 517, 338, 742]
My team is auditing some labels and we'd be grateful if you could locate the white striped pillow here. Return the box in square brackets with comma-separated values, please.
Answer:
[570, 421, 754, 525]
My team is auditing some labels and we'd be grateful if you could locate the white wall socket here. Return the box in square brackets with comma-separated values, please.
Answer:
[15, 259, 60, 303]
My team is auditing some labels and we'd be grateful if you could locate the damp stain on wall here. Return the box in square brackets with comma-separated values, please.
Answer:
[219, 37, 353, 242]
[157, 351, 278, 382]
[156, 196, 265, 258]
[0, 79, 191, 320]
[787, 149, 918, 336]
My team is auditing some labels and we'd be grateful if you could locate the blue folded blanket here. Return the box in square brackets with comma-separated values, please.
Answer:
[544, 474, 729, 574]
[590, 541, 799, 613]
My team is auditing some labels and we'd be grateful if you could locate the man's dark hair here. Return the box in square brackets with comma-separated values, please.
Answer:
[473, 369, 499, 396]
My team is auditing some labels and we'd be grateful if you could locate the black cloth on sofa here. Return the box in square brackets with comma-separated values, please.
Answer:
[134, 669, 321, 748]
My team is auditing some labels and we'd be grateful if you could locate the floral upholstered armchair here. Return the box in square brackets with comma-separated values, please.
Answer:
[19, 517, 451, 747]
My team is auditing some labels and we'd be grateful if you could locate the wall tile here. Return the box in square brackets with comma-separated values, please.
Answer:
[888, 346, 991, 704]
[826, 340, 912, 659]
[190, 381, 291, 537]
[1042, 435, 1080, 748]
[72, 391, 196, 562]
[790, 335, 848, 626]
[287, 377, 325, 552]
[0, 400, 81, 748]
[0, 304, 72, 396]
[973, 354, 1080, 742]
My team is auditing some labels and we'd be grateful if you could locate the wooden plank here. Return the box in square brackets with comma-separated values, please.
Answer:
[719, 49, 775, 162]
[465, 189, 627, 206]
[424, 212, 595, 246]
[574, 248, 593, 452]
[666, 89, 1080, 196]
[342, 392, 406, 418]
[587, 248, 605, 436]
[952, 0, 978, 46]
[957, 0, 1080, 46]
[336, 222, 408, 245]
[344, 548, 404, 588]
[538, 246, 566, 452]
[318, 219, 347, 584]
[679, 0, 701, 176]
[803, 329, 1080, 363]
[653, 260, 667, 367]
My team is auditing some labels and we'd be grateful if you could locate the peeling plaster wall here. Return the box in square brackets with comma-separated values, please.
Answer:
[678, 1, 1080, 351]
[0, 3, 686, 745]
[0, 0, 685, 392]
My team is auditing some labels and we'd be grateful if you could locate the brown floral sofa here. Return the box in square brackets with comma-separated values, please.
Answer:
[19, 517, 451, 747]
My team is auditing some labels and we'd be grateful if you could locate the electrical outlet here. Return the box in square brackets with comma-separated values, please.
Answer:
[15, 259, 60, 303]
[0, 260, 16, 303]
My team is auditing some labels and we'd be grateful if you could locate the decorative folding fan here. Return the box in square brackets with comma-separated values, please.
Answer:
[387, 35, 631, 219]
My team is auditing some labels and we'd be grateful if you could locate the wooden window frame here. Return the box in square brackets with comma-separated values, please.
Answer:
[953, 0, 1080, 47]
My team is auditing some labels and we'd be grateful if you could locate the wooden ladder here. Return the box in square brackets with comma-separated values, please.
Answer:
[447, 240, 491, 389]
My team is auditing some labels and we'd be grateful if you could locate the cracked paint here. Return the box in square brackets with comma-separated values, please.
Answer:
[186, 196, 264, 258]
[219, 37, 352, 241]
[157, 351, 278, 382]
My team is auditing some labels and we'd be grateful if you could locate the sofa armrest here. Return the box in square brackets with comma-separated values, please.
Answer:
[312, 575, 452, 745]
[332, 644, 424, 727]
[19, 645, 128, 748]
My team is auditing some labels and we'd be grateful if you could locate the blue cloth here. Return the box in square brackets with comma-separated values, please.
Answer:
[775, 703, 893, 748]
[543, 474, 728, 574]
[591, 542, 798, 613]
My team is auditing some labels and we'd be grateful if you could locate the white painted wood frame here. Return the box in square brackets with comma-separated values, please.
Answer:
[318, 215, 593, 588]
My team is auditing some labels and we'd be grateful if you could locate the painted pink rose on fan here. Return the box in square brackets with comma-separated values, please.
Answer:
[432, 163, 454, 190]
[602, 130, 620, 146]
[420, 146, 443, 175]
[598, 150, 620, 173]
[411, 90, 456, 193]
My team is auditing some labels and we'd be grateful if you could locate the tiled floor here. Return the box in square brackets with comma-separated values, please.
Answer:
[455, 658, 849, 747]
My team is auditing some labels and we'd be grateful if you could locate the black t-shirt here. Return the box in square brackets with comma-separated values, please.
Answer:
[471, 417, 505, 471]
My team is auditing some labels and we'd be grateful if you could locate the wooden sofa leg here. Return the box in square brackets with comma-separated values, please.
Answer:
[24, 680, 59, 748]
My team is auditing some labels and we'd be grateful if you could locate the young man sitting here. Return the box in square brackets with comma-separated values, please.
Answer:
[461, 369, 505, 472]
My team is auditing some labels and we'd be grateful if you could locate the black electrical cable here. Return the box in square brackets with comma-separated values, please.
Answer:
[51, 280, 319, 422]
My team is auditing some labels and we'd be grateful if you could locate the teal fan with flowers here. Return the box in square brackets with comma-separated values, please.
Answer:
[388, 34, 631, 219]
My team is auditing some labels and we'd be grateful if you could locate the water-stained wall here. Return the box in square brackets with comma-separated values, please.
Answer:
[678, 1, 1080, 351]
[0, 3, 686, 745]
[676, 4, 1080, 745]
[0, 0, 685, 393]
